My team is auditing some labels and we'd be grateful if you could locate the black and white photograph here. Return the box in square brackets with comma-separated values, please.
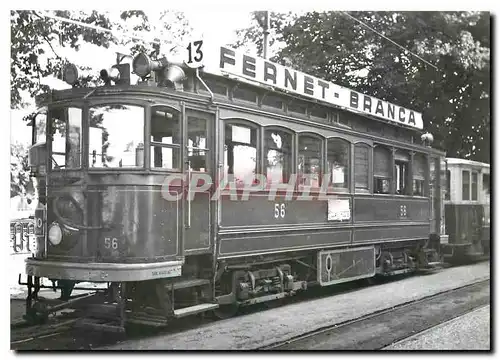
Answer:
[7, 6, 491, 351]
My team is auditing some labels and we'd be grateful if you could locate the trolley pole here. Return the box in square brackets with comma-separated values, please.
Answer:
[263, 11, 270, 59]
[256, 11, 270, 59]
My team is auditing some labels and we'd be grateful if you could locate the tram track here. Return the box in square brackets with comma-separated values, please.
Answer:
[260, 279, 490, 350]
[10, 261, 488, 350]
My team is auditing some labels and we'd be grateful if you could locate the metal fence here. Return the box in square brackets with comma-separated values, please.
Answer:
[10, 219, 35, 255]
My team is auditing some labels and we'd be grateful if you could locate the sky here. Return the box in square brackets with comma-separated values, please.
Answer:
[9, 9, 257, 146]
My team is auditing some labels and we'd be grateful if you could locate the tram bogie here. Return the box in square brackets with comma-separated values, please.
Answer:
[23, 44, 449, 329]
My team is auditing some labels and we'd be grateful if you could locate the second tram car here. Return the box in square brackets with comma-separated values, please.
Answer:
[23, 44, 447, 330]
[442, 158, 490, 261]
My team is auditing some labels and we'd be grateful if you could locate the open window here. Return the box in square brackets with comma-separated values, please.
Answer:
[298, 134, 322, 187]
[462, 170, 470, 200]
[264, 128, 292, 185]
[150, 106, 181, 170]
[224, 122, 258, 185]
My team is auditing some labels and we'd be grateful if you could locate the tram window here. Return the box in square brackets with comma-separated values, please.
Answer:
[471, 172, 478, 201]
[261, 94, 284, 109]
[354, 144, 369, 191]
[224, 123, 257, 185]
[462, 170, 470, 200]
[412, 153, 426, 196]
[151, 108, 181, 170]
[200, 78, 227, 96]
[373, 146, 391, 194]
[327, 139, 349, 189]
[89, 105, 144, 168]
[310, 106, 328, 119]
[287, 101, 307, 114]
[265, 129, 292, 185]
[233, 86, 257, 103]
[50, 107, 82, 169]
[445, 170, 451, 200]
[298, 135, 321, 187]
[187, 117, 209, 172]
[483, 174, 490, 196]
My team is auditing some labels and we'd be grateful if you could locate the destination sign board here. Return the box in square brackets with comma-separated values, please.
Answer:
[209, 45, 423, 130]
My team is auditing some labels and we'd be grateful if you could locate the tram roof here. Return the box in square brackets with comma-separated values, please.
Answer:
[446, 158, 490, 169]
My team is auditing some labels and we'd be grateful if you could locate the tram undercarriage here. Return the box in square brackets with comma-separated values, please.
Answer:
[20, 240, 441, 332]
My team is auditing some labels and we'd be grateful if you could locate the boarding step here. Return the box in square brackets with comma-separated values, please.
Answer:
[170, 278, 211, 290]
[75, 318, 125, 333]
[173, 303, 219, 318]
[126, 312, 169, 327]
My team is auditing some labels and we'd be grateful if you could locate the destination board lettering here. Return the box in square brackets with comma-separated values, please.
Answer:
[217, 46, 423, 130]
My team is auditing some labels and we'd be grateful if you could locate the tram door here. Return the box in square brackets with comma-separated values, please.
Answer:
[429, 156, 446, 237]
[183, 109, 215, 254]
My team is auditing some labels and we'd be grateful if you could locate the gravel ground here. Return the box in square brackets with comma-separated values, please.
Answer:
[385, 305, 490, 350]
[102, 261, 490, 350]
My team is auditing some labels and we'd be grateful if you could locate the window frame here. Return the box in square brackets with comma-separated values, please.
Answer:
[263, 126, 295, 188]
[471, 171, 478, 201]
[297, 132, 324, 191]
[354, 142, 371, 194]
[326, 137, 351, 193]
[223, 119, 260, 187]
[48, 105, 84, 171]
[462, 170, 471, 201]
[373, 145, 392, 195]
[149, 104, 182, 171]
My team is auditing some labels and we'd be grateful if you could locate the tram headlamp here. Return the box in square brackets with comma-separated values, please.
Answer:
[132, 53, 168, 78]
[48, 223, 63, 246]
[164, 64, 186, 88]
[63, 63, 79, 86]
[100, 67, 121, 84]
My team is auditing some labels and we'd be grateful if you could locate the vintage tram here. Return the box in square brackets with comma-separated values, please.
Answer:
[442, 158, 490, 261]
[24, 43, 448, 330]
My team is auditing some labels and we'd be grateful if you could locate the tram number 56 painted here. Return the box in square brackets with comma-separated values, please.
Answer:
[274, 203, 286, 219]
[186, 40, 204, 67]
[104, 237, 119, 250]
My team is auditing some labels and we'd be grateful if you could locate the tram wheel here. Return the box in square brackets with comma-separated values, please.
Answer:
[212, 304, 239, 320]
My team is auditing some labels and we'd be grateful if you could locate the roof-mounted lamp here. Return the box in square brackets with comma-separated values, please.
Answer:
[132, 53, 168, 79]
[421, 132, 434, 147]
[62, 63, 79, 86]
[163, 64, 186, 90]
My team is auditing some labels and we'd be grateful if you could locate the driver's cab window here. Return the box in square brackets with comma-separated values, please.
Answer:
[151, 107, 181, 170]
[50, 107, 82, 169]
[89, 105, 144, 168]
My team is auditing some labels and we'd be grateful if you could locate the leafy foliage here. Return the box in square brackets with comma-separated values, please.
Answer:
[11, 10, 192, 109]
[235, 11, 490, 162]
[10, 142, 31, 198]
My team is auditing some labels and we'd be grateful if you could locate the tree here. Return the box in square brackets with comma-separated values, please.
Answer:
[234, 11, 490, 163]
[11, 142, 32, 198]
[11, 10, 193, 110]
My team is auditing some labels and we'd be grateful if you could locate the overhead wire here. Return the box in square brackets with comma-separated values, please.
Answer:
[38, 11, 183, 52]
[340, 11, 440, 72]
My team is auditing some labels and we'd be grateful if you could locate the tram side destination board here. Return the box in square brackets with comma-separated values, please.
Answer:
[211, 46, 423, 130]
